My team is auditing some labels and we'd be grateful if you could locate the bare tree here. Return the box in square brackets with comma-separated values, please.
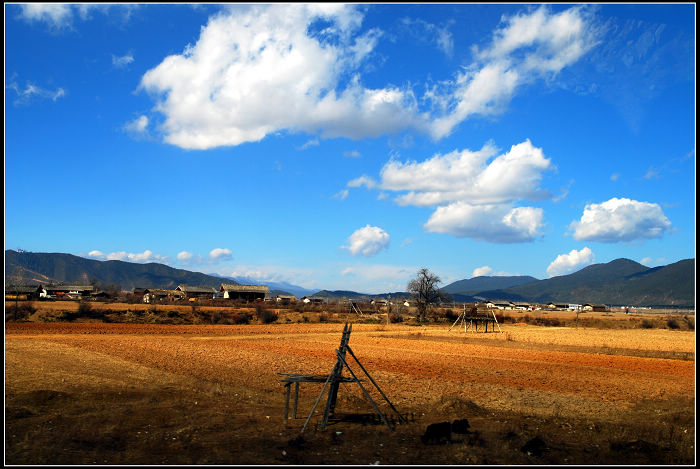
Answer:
[407, 268, 446, 322]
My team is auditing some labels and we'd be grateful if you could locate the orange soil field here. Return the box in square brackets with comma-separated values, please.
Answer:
[4, 322, 695, 465]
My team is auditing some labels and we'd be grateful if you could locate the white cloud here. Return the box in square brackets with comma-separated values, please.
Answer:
[86, 249, 167, 263]
[138, 5, 595, 149]
[428, 5, 598, 139]
[177, 251, 193, 261]
[333, 189, 349, 201]
[139, 4, 422, 150]
[209, 248, 233, 260]
[222, 264, 320, 290]
[7, 81, 66, 105]
[299, 139, 319, 150]
[340, 264, 416, 292]
[639, 257, 666, 267]
[380, 139, 552, 206]
[643, 166, 659, 180]
[342, 225, 390, 257]
[472, 266, 493, 277]
[124, 115, 149, 135]
[347, 175, 378, 189]
[16, 4, 123, 31]
[17, 4, 74, 30]
[355, 139, 552, 243]
[425, 202, 544, 243]
[401, 17, 454, 57]
[343, 150, 362, 158]
[112, 53, 134, 69]
[546, 247, 594, 277]
[569, 197, 672, 243]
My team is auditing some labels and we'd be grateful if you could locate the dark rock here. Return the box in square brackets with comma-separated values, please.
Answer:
[421, 421, 452, 445]
[521, 436, 547, 457]
[451, 418, 471, 434]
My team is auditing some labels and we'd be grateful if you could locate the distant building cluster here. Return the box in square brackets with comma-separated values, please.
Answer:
[4, 284, 629, 312]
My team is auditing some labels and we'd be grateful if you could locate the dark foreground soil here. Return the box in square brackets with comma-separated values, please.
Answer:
[4, 323, 695, 465]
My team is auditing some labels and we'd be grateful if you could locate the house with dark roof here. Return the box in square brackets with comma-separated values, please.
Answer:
[175, 284, 217, 300]
[142, 288, 186, 304]
[220, 283, 270, 302]
[5, 285, 41, 300]
[39, 284, 94, 299]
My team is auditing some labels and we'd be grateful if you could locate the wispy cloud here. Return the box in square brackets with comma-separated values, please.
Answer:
[298, 139, 319, 150]
[332, 189, 350, 201]
[123, 115, 149, 136]
[112, 53, 134, 69]
[16, 4, 134, 32]
[400, 17, 454, 57]
[7, 80, 66, 105]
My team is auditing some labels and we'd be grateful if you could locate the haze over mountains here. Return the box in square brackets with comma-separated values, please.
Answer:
[4, 250, 695, 307]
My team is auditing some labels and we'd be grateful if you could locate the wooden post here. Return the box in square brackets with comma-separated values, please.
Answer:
[284, 383, 291, 420]
[326, 323, 351, 418]
[301, 371, 334, 433]
[346, 345, 407, 424]
[335, 351, 393, 430]
[293, 382, 300, 418]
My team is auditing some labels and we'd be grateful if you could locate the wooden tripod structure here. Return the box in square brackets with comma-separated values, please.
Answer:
[350, 301, 365, 317]
[293, 322, 406, 432]
[449, 304, 503, 333]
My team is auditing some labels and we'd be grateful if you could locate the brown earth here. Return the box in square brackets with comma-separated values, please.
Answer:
[4, 322, 695, 465]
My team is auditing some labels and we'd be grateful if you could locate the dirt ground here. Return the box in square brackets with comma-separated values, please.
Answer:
[4, 321, 695, 465]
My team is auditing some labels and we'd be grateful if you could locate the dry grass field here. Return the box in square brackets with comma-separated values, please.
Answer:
[4, 305, 695, 465]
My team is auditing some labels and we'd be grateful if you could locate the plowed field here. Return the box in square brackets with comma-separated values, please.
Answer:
[5, 322, 695, 465]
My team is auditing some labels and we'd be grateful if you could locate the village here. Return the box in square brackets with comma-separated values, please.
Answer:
[4, 282, 633, 314]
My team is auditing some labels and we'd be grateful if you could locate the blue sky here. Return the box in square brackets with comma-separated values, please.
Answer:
[4, 3, 696, 293]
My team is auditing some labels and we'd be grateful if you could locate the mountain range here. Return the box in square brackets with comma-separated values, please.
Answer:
[4, 250, 312, 297]
[4, 250, 695, 307]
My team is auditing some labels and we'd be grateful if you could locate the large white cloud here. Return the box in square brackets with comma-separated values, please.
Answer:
[140, 4, 421, 150]
[342, 225, 390, 257]
[425, 202, 544, 243]
[139, 4, 597, 149]
[546, 247, 594, 277]
[379, 139, 552, 206]
[569, 197, 672, 242]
